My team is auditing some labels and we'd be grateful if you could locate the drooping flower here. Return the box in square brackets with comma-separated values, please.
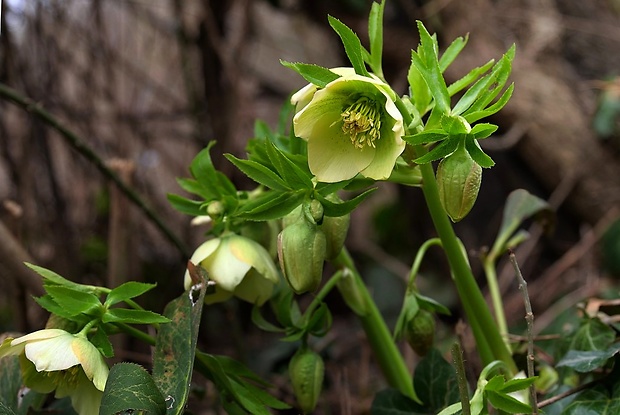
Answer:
[184, 234, 280, 305]
[0, 328, 109, 415]
[291, 68, 405, 183]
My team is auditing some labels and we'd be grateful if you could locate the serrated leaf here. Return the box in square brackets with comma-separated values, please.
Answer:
[166, 193, 205, 216]
[486, 389, 532, 413]
[91, 324, 115, 358]
[152, 280, 206, 415]
[100, 363, 166, 415]
[175, 177, 210, 199]
[102, 308, 170, 325]
[264, 140, 313, 190]
[44, 285, 101, 316]
[34, 294, 82, 320]
[465, 139, 495, 168]
[328, 16, 370, 77]
[447, 59, 495, 97]
[403, 130, 448, 145]
[464, 83, 515, 124]
[237, 191, 305, 221]
[315, 188, 376, 217]
[190, 143, 237, 200]
[414, 349, 459, 412]
[500, 376, 538, 393]
[25, 263, 98, 294]
[106, 282, 157, 307]
[225, 155, 289, 191]
[438, 34, 468, 73]
[411, 21, 450, 114]
[280, 61, 340, 88]
[413, 137, 459, 164]
[470, 123, 498, 139]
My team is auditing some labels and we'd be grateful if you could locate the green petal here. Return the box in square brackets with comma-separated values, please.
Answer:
[232, 269, 275, 306]
[64, 369, 104, 415]
[228, 235, 279, 284]
[72, 337, 109, 391]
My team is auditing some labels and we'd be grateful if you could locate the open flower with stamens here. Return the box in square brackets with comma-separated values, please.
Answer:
[0, 329, 109, 415]
[291, 68, 405, 183]
[184, 234, 280, 306]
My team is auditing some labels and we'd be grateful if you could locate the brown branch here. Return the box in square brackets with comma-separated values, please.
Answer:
[0, 82, 190, 258]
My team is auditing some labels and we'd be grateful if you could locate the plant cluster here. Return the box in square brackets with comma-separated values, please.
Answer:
[2, 1, 620, 414]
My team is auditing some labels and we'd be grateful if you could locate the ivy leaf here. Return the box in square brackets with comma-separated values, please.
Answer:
[496, 189, 553, 251]
[557, 343, 620, 373]
[0, 355, 21, 411]
[564, 381, 620, 414]
[328, 16, 370, 77]
[105, 282, 157, 307]
[100, 363, 166, 415]
[280, 61, 340, 88]
[414, 349, 459, 412]
[371, 389, 428, 414]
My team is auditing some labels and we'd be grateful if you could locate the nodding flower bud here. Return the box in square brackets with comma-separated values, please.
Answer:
[436, 146, 482, 222]
[278, 207, 326, 294]
[289, 347, 324, 414]
[404, 309, 436, 356]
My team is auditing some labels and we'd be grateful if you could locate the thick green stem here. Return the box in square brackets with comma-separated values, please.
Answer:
[417, 158, 516, 372]
[334, 249, 418, 402]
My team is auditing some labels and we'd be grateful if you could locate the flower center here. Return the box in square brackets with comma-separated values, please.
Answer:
[341, 98, 382, 149]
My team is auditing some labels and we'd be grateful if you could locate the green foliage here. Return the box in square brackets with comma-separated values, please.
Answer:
[100, 363, 166, 415]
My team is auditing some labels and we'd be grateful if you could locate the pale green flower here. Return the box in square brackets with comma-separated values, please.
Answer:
[184, 234, 279, 305]
[0, 328, 109, 415]
[291, 68, 405, 183]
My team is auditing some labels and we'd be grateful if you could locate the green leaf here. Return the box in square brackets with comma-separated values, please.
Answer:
[393, 293, 419, 340]
[413, 137, 459, 164]
[438, 34, 468, 73]
[408, 56, 432, 115]
[251, 305, 285, 333]
[464, 83, 514, 124]
[100, 363, 166, 415]
[190, 143, 237, 200]
[497, 189, 552, 248]
[0, 356, 21, 411]
[25, 263, 98, 294]
[102, 308, 170, 325]
[564, 381, 620, 414]
[105, 282, 157, 307]
[367, 0, 385, 75]
[152, 279, 206, 415]
[33, 294, 84, 321]
[175, 177, 210, 199]
[0, 402, 17, 415]
[403, 130, 448, 145]
[306, 302, 333, 337]
[328, 16, 370, 77]
[44, 285, 101, 316]
[237, 191, 305, 221]
[91, 324, 114, 358]
[500, 376, 538, 393]
[465, 139, 495, 168]
[486, 390, 532, 413]
[315, 188, 376, 217]
[470, 123, 498, 139]
[280, 61, 340, 88]
[166, 193, 205, 216]
[557, 343, 620, 373]
[413, 349, 460, 412]
[264, 139, 314, 190]
[411, 21, 450, 114]
[225, 155, 290, 191]
[447, 59, 495, 97]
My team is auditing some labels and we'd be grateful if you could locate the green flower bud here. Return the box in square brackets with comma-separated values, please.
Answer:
[289, 347, 324, 414]
[321, 214, 350, 260]
[404, 309, 435, 356]
[436, 146, 482, 222]
[206, 200, 225, 220]
[335, 269, 367, 316]
[277, 217, 326, 294]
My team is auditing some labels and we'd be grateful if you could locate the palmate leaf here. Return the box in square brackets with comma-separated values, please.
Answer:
[314, 187, 376, 217]
[236, 190, 305, 221]
[447, 59, 495, 97]
[225, 155, 290, 191]
[44, 285, 102, 316]
[264, 139, 314, 190]
[166, 193, 205, 216]
[413, 137, 459, 164]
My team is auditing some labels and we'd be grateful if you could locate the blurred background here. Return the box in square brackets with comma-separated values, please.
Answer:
[1, 0, 619, 412]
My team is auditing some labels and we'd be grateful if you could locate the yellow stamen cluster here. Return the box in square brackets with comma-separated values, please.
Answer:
[341, 98, 381, 149]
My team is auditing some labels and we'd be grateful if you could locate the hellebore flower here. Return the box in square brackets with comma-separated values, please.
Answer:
[0, 329, 109, 415]
[184, 234, 279, 306]
[291, 68, 405, 183]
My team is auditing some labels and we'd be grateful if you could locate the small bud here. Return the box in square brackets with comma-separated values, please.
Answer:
[320, 194, 350, 260]
[206, 201, 225, 220]
[336, 269, 367, 316]
[278, 217, 326, 294]
[307, 199, 324, 225]
[436, 147, 482, 222]
[404, 309, 435, 356]
[289, 347, 324, 414]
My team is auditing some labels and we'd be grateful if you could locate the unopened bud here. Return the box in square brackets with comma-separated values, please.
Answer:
[289, 347, 324, 414]
[404, 309, 435, 356]
[436, 147, 482, 222]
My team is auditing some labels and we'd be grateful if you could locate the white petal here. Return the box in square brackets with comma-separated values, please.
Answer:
[25, 333, 80, 372]
[203, 237, 251, 291]
[184, 239, 221, 290]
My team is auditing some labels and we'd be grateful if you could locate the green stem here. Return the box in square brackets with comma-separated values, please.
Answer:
[303, 270, 343, 319]
[113, 322, 156, 346]
[482, 258, 509, 347]
[394, 97, 516, 373]
[333, 249, 418, 402]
